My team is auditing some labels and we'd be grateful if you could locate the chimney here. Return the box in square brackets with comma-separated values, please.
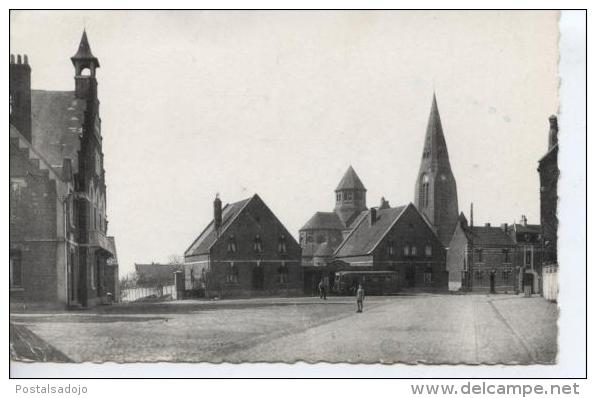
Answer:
[521, 215, 527, 227]
[379, 197, 390, 209]
[470, 203, 474, 228]
[9, 53, 32, 142]
[500, 223, 508, 233]
[369, 208, 377, 226]
[485, 222, 491, 227]
[548, 115, 558, 150]
[213, 193, 222, 234]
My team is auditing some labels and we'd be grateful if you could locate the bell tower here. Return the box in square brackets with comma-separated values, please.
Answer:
[334, 165, 367, 227]
[414, 93, 459, 246]
[71, 30, 100, 100]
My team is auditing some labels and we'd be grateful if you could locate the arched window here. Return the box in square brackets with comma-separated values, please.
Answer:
[227, 235, 237, 254]
[419, 174, 430, 208]
[253, 234, 263, 253]
[278, 234, 287, 254]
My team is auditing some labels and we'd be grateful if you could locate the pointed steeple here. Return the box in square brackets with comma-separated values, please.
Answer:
[421, 93, 452, 173]
[336, 165, 366, 191]
[414, 92, 459, 246]
[334, 165, 367, 227]
[71, 30, 100, 68]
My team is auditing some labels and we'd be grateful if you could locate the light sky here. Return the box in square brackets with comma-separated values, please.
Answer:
[10, 11, 559, 276]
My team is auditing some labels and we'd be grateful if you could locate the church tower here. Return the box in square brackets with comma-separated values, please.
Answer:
[71, 30, 100, 100]
[334, 165, 367, 227]
[71, 30, 110, 307]
[414, 93, 458, 246]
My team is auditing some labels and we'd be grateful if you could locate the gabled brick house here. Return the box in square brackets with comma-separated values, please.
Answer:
[184, 194, 302, 297]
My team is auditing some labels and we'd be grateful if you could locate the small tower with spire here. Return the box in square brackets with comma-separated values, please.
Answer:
[334, 165, 367, 227]
[71, 30, 100, 99]
[414, 93, 459, 246]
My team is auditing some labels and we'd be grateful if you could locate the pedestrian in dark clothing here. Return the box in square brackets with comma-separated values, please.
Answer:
[318, 280, 327, 300]
[356, 284, 364, 313]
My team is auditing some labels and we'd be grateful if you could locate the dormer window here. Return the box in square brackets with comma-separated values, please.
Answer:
[253, 234, 263, 253]
[278, 234, 287, 254]
[227, 235, 237, 254]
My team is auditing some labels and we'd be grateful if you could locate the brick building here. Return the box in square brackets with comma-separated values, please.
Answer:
[184, 194, 302, 298]
[9, 31, 118, 309]
[538, 115, 559, 267]
[334, 203, 448, 290]
[538, 115, 559, 300]
[508, 216, 542, 294]
[134, 263, 184, 288]
[447, 211, 518, 293]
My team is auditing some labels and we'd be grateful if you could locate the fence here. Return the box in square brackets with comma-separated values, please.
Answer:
[542, 264, 558, 302]
[120, 284, 176, 303]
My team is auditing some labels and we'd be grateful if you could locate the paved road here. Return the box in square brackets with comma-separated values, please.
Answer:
[226, 295, 557, 364]
[10, 294, 557, 364]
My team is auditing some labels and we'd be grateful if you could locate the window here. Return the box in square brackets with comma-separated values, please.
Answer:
[403, 245, 410, 256]
[10, 250, 22, 289]
[278, 262, 289, 284]
[346, 192, 353, 201]
[419, 174, 430, 208]
[477, 249, 483, 263]
[425, 245, 432, 257]
[225, 263, 239, 283]
[253, 234, 263, 253]
[502, 268, 512, 281]
[306, 235, 313, 244]
[503, 249, 510, 263]
[424, 268, 433, 285]
[278, 234, 287, 254]
[525, 249, 532, 266]
[411, 246, 417, 256]
[336, 193, 341, 202]
[386, 241, 395, 256]
[475, 270, 483, 281]
[227, 235, 237, 254]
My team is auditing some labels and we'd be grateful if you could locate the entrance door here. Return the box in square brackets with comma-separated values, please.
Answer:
[406, 264, 415, 287]
[252, 265, 264, 290]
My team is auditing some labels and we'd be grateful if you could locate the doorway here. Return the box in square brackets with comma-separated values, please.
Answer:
[252, 265, 264, 290]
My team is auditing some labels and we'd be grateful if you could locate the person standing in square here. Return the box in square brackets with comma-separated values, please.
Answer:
[356, 284, 365, 313]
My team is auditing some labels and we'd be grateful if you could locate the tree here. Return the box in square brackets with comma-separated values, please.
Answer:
[167, 254, 184, 265]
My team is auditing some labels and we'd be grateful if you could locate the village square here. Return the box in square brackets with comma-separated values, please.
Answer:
[9, 14, 561, 365]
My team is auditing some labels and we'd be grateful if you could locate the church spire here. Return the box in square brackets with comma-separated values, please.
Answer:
[71, 30, 100, 99]
[414, 92, 459, 246]
[71, 30, 100, 67]
[421, 92, 452, 173]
